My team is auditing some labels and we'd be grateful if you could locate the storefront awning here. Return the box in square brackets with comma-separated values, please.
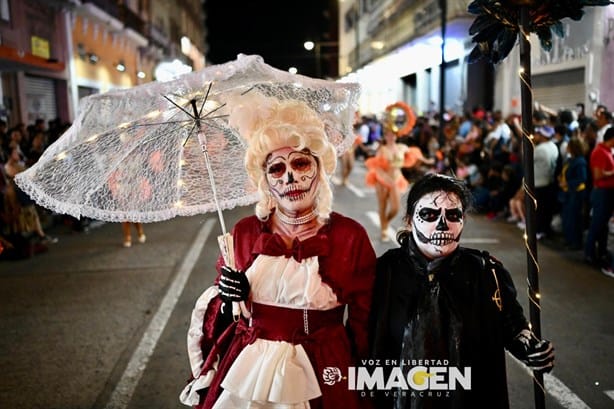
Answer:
[0, 45, 65, 72]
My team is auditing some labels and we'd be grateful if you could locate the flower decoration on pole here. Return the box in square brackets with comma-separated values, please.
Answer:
[467, 0, 613, 64]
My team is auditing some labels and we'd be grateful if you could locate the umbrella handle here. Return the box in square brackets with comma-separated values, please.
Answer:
[218, 234, 251, 320]
[231, 302, 251, 321]
[232, 302, 241, 322]
[235, 301, 251, 319]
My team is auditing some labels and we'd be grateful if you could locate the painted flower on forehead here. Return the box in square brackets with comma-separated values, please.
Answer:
[411, 190, 464, 259]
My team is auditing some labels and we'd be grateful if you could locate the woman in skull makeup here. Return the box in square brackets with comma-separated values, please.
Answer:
[180, 95, 376, 409]
[369, 173, 554, 409]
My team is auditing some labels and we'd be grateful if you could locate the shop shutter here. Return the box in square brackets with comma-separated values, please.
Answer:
[24, 75, 57, 123]
[532, 68, 585, 111]
[445, 60, 462, 113]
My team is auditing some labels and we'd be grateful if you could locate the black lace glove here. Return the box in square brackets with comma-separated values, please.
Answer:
[508, 329, 555, 373]
[218, 266, 250, 304]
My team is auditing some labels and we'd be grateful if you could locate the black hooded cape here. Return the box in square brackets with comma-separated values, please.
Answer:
[368, 236, 529, 409]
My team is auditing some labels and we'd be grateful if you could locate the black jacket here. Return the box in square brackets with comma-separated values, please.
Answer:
[369, 236, 528, 409]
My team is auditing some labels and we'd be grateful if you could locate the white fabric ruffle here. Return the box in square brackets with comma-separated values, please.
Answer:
[184, 255, 341, 407]
[246, 254, 339, 309]
[213, 391, 310, 409]
[212, 255, 340, 408]
[214, 340, 318, 408]
[179, 285, 219, 406]
[187, 285, 220, 377]
[179, 363, 217, 406]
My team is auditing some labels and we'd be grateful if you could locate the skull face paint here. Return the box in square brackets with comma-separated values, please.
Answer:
[265, 147, 319, 215]
[411, 190, 464, 259]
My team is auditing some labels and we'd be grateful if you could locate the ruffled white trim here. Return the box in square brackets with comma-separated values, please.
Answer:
[14, 171, 260, 223]
[187, 286, 219, 378]
[213, 391, 310, 409]
[246, 255, 339, 309]
[179, 363, 217, 406]
[217, 339, 320, 406]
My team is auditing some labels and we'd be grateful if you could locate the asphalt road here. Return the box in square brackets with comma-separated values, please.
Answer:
[1, 162, 613, 409]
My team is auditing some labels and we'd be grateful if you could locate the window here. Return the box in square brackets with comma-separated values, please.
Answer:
[0, 0, 10, 22]
[344, 5, 358, 32]
[362, 0, 384, 13]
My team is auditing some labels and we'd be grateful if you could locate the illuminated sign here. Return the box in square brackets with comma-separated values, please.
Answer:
[31, 36, 50, 59]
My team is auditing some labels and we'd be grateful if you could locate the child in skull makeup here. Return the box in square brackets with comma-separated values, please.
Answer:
[368, 173, 554, 409]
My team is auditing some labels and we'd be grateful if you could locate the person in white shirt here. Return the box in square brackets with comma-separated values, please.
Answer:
[594, 106, 612, 144]
[533, 125, 560, 239]
[484, 110, 512, 161]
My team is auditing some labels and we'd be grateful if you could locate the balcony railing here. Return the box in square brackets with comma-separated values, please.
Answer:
[120, 4, 145, 34]
[367, 0, 416, 35]
[147, 22, 170, 50]
[82, 0, 119, 19]
[82, 1, 146, 38]
[351, 0, 472, 69]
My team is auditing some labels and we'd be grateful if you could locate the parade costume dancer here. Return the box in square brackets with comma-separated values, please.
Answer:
[365, 126, 432, 241]
[180, 94, 376, 409]
[365, 127, 409, 242]
[369, 174, 554, 408]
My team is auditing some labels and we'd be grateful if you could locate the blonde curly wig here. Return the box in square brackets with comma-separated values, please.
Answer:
[228, 94, 337, 222]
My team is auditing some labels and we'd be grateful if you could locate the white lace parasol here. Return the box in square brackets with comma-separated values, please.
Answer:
[15, 54, 360, 224]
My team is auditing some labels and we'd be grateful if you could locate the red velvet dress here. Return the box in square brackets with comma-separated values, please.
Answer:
[180, 212, 376, 409]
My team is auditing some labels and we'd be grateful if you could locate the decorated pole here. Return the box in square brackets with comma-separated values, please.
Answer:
[467, 1, 613, 407]
[518, 5, 545, 408]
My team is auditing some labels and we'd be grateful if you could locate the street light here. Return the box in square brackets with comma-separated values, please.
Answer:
[303, 40, 338, 78]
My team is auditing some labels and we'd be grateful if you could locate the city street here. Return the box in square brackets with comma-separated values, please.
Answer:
[1, 163, 613, 409]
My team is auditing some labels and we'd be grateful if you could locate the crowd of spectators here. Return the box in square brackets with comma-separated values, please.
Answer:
[0, 118, 77, 260]
[3, 103, 614, 273]
[355, 101, 614, 277]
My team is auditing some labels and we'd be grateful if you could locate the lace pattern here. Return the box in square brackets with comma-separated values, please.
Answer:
[15, 55, 359, 223]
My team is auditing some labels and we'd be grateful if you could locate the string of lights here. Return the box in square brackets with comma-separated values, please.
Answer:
[518, 11, 545, 408]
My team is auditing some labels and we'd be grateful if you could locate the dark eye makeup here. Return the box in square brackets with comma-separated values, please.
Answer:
[418, 207, 463, 223]
[267, 163, 286, 178]
[418, 208, 440, 222]
[445, 208, 463, 222]
[290, 157, 313, 172]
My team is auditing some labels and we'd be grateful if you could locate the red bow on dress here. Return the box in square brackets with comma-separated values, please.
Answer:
[251, 232, 330, 262]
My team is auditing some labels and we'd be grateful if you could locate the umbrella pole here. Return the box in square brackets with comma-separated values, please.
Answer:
[199, 135, 228, 236]
[189, 100, 228, 237]
[191, 99, 246, 320]
[196, 129, 246, 320]
[195, 129, 237, 265]
[518, 7, 545, 409]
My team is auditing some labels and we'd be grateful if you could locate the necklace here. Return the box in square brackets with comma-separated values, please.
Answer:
[276, 208, 317, 225]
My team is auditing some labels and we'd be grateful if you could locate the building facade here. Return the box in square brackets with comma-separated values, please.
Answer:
[0, 0, 72, 126]
[496, 5, 614, 114]
[339, 0, 614, 118]
[0, 0, 206, 127]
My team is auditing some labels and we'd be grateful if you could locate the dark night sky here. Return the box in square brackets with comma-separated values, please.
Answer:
[203, 0, 337, 78]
